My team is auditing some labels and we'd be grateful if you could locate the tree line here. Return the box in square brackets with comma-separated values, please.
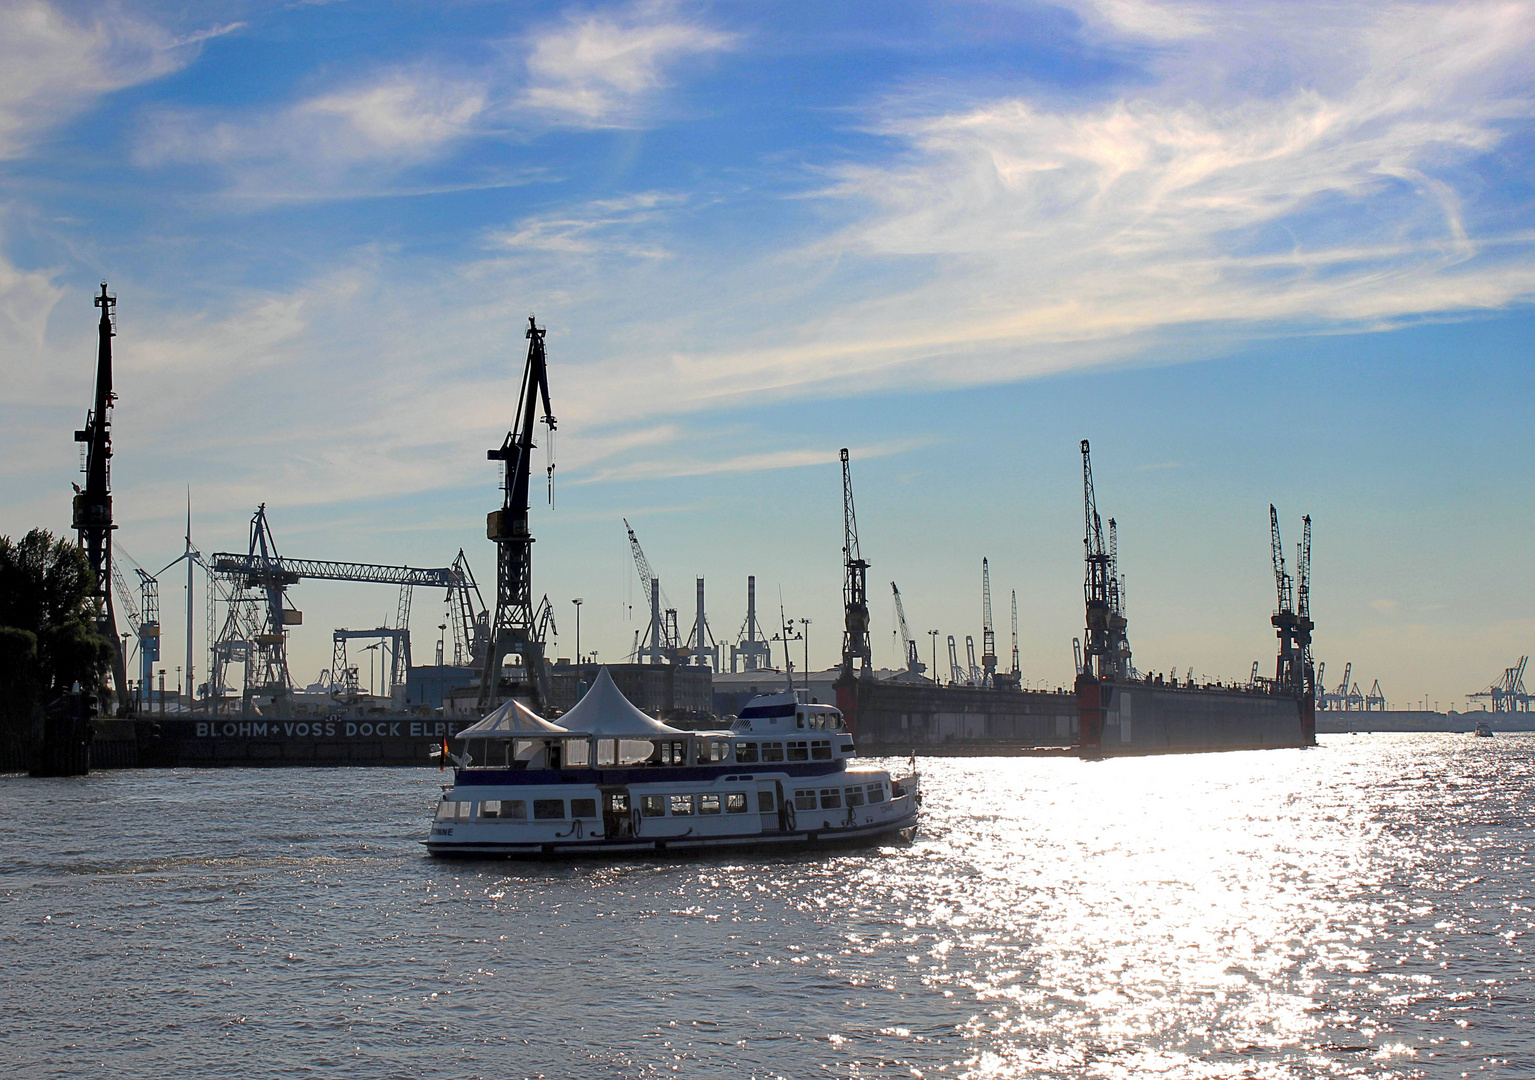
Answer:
[0, 529, 114, 760]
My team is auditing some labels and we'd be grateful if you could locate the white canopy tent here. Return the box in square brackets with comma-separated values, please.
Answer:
[455, 697, 573, 738]
[553, 667, 686, 765]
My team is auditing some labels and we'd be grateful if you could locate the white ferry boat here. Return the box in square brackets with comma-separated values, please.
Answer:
[424, 668, 919, 858]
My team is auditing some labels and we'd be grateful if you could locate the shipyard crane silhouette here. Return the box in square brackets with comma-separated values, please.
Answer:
[210, 506, 487, 714]
[1269, 506, 1314, 697]
[687, 578, 718, 670]
[1079, 440, 1130, 680]
[71, 282, 128, 710]
[838, 448, 872, 681]
[947, 635, 964, 686]
[479, 315, 557, 709]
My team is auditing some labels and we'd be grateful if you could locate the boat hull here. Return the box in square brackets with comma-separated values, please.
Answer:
[424, 807, 918, 859]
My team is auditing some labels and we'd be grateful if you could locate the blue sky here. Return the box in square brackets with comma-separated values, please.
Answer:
[2, 0, 1532, 707]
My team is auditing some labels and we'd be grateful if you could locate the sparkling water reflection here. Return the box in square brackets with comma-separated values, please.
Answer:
[2, 734, 1532, 1078]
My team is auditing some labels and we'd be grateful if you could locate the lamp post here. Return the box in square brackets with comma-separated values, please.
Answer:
[572, 598, 583, 663]
[928, 630, 939, 685]
[437, 623, 447, 667]
[798, 618, 811, 686]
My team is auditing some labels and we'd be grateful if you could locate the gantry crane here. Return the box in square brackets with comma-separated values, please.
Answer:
[965, 635, 981, 686]
[1468, 657, 1531, 712]
[947, 635, 964, 686]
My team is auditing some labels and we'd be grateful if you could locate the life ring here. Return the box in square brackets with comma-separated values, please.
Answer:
[631, 806, 642, 836]
[844, 806, 857, 828]
[785, 802, 797, 831]
[574, 819, 584, 840]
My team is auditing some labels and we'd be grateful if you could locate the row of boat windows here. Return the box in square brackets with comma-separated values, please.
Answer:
[734, 740, 834, 763]
[436, 780, 889, 822]
[794, 783, 886, 811]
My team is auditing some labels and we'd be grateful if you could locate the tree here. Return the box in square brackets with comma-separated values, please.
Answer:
[0, 530, 113, 755]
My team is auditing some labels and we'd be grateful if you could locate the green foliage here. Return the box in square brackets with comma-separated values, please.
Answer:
[0, 530, 113, 743]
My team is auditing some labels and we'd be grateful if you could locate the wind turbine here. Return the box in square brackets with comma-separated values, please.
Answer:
[158, 489, 206, 710]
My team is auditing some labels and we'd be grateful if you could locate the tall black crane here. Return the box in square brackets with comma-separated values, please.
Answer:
[1080, 440, 1129, 680]
[479, 316, 556, 709]
[72, 282, 127, 709]
[839, 448, 871, 681]
[1270, 505, 1313, 696]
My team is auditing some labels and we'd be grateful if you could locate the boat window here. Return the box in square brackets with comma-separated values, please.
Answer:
[480, 800, 502, 818]
[793, 789, 817, 811]
[819, 788, 842, 810]
[811, 740, 832, 760]
[866, 783, 884, 804]
[656, 741, 687, 766]
[504, 799, 528, 819]
[533, 799, 565, 820]
[670, 794, 695, 816]
[699, 794, 722, 815]
[845, 787, 865, 807]
[458, 802, 473, 820]
[796, 711, 806, 728]
[758, 790, 776, 812]
[725, 793, 748, 814]
[435, 801, 459, 821]
[570, 798, 597, 819]
[701, 741, 729, 763]
[641, 795, 666, 817]
[787, 741, 809, 762]
[839, 742, 854, 754]
[761, 742, 785, 763]
[735, 742, 759, 763]
[564, 740, 590, 767]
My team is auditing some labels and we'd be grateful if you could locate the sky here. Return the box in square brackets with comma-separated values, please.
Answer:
[1, 0, 1533, 709]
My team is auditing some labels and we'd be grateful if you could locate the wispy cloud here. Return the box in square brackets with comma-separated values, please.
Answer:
[781, 0, 1535, 381]
[577, 438, 934, 485]
[519, 2, 737, 126]
[0, 1, 227, 160]
[488, 192, 687, 257]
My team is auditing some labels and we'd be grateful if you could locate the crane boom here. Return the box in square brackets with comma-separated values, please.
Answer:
[1010, 589, 1020, 677]
[623, 518, 673, 662]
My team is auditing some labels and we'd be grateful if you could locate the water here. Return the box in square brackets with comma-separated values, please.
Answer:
[2, 734, 1532, 1079]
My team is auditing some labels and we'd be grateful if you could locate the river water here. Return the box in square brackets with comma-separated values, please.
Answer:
[2, 734, 1532, 1079]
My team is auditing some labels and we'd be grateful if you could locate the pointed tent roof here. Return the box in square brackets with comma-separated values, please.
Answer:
[455, 697, 573, 739]
[553, 667, 686, 737]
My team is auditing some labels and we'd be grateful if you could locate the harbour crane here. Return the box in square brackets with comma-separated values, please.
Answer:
[72, 282, 127, 709]
[1468, 657, 1531, 713]
[1269, 505, 1312, 696]
[1010, 590, 1020, 679]
[838, 448, 872, 682]
[623, 518, 681, 663]
[1080, 440, 1130, 680]
[687, 578, 718, 670]
[980, 558, 997, 687]
[965, 636, 981, 686]
[891, 582, 925, 677]
[1366, 680, 1385, 711]
[479, 314, 556, 709]
[731, 576, 773, 672]
[947, 635, 964, 686]
[211, 509, 488, 713]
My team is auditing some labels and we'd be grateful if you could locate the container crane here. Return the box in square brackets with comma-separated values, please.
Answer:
[1468, 657, 1531, 713]
[965, 636, 981, 686]
[479, 315, 556, 709]
[891, 582, 924, 677]
[947, 635, 964, 686]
